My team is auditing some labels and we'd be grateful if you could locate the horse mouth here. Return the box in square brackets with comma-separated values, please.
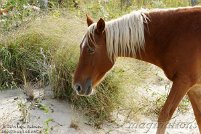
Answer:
[76, 88, 93, 96]
[85, 84, 93, 95]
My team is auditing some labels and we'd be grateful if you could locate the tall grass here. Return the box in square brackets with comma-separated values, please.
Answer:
[0, 32, 51, 89]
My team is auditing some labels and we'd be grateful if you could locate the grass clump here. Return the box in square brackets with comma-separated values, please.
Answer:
[0, 11, 126, 127]
[69, 70, 125, 127]
[0, 32, 52, 89]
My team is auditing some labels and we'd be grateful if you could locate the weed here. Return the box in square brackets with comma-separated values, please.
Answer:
[43, 118, 54, 134]
[18, 101, 30, 123]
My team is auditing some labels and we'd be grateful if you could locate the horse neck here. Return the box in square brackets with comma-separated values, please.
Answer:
[114, 22, 161, 68]
[135, 36, 161, 68]
[119, 12, 162, 68]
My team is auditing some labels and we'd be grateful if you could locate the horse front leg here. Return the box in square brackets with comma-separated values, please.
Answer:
[156, 76, 191, 134]
[188, 84, 201, 133]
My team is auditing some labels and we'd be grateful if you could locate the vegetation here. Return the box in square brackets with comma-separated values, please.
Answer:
[0, 13, 126, 126]
[0, 0, 193, 127]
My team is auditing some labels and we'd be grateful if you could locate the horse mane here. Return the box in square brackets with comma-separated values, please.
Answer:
[87, 9, 149, 62]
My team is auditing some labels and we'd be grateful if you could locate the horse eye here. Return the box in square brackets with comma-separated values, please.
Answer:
[88, 48, 95, 54]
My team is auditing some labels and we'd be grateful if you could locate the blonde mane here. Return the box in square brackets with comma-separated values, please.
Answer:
[87, 9, 149, 62]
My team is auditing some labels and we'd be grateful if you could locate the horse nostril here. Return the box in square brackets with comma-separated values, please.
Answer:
[74, 84, 82, 93]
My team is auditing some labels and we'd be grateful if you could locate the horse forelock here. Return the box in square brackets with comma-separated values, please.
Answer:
[82, 23, 97, 49]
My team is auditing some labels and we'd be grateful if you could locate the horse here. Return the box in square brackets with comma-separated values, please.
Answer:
[0, 6, 13, 15]
[73, 6, 201, 134]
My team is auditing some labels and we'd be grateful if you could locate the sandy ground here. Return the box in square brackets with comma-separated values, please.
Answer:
[0, 83, 199, 134]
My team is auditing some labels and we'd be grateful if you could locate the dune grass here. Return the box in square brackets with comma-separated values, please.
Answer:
[0, 32, 51, 89]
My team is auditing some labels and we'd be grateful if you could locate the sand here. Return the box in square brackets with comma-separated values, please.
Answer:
[0, 84, 199, 134]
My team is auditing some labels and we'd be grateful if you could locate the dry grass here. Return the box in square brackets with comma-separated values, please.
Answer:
[70, 121, 79, 130]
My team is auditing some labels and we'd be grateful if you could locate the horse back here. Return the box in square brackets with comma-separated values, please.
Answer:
[145, 7, 201, 81]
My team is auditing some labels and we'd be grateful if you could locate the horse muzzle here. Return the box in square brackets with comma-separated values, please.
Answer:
[73, 79, 93, 96]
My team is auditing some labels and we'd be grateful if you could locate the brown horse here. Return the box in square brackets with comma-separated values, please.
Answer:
[73, 7, 201, 134]
[0, 6, 13, 15]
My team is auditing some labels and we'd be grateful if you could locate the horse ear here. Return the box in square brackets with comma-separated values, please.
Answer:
[96, 18, 105, 33]
[86, 14, 94, 27]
